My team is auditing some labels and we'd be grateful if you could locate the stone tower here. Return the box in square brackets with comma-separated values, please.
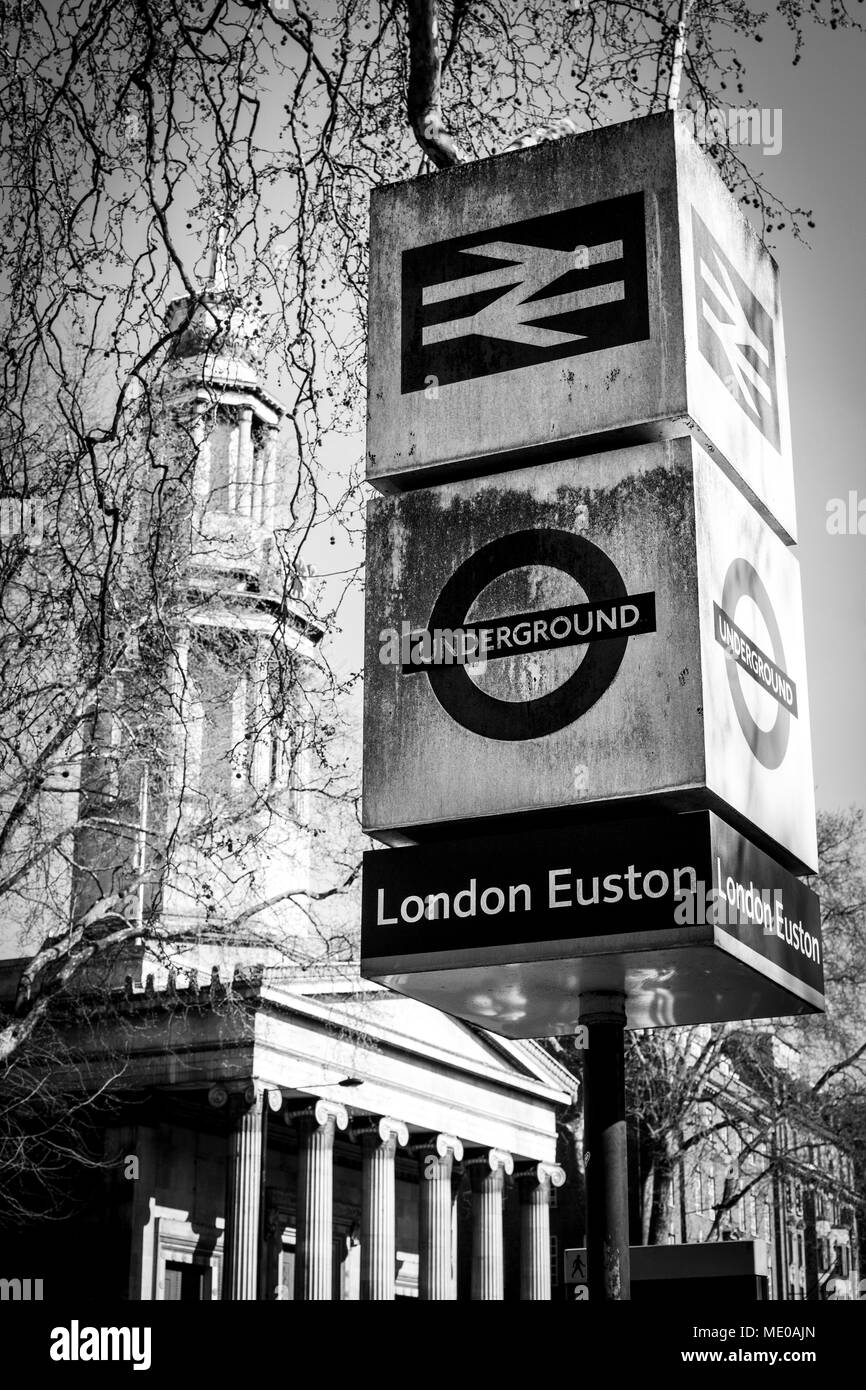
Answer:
[73, 238, 323, 986]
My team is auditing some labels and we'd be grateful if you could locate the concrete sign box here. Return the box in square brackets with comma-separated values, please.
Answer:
[360, 812, 824, 1035]
[362, 437, 816, 872]
[367, 111, 796, 543]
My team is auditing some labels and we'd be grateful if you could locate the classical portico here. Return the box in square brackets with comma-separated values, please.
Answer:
[72, 974, 575, 1301]
[220, 1092, 565, 1302]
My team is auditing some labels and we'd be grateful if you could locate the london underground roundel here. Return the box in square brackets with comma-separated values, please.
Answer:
[363, 437, 816, 872]
[413, 529, 655, 741]
[713, 557, 798, 771]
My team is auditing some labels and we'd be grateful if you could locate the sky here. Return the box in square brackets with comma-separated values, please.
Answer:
[312, 9, 866, 819]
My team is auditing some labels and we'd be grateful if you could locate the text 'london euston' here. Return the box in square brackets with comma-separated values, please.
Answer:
[374, 858, 818, 966]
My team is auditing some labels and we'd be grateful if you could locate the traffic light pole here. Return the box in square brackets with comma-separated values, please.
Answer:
[579, 992, 631, 1301]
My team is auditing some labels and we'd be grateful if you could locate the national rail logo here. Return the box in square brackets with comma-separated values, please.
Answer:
[401, 192, 649, 394]
[692, 208, 781, 450]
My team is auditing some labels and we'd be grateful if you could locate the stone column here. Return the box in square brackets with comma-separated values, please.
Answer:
[294, 1099, 348, 1301]
[361, 1117, 409, 1300]
[418, 1134, 463, 1300]
[191, 397, 211, 515]
[251, 430, 266, 525]
[519, 1162, 566, 1300]
[236, 406, 254, 516]
[166, 637, 190, 804]
[226, 414, 240, 512]
[220, 1084, 264, 1301]
[249, 642, 271, 790]
[470, 1148, 514, 1300]
[261, 429, 277, 530]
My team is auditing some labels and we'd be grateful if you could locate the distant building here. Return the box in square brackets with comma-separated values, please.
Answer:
[627, 1033, 860, 1299]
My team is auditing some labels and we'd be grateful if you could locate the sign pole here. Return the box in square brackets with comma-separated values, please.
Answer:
[580, 992, 631, 1301]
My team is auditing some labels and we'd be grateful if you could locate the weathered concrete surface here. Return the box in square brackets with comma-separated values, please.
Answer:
[367, 111, 795, 544]
[362, 436, 816, 872]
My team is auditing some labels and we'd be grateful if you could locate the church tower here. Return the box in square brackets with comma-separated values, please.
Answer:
[73, 236, 323, 985]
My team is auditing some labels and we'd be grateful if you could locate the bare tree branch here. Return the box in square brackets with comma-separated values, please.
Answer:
[666, 0, 694, 110]
[406, 0, 467, 167]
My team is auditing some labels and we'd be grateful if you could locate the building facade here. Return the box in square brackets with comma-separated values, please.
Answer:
[627, 1034, 860, 1300]
[0, 972, 576, 1301]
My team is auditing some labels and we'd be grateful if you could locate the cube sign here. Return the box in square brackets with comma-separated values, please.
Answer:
[360, 812, 824, 1036]
[367, 111, 796, 543]
[362, 437, 817, 873]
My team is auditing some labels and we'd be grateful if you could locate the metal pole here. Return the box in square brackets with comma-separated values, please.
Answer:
[579, 991, 630, 1300]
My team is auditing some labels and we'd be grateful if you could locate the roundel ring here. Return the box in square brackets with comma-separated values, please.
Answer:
[426, 529, 629, 742]
[721, 556, 789, 771]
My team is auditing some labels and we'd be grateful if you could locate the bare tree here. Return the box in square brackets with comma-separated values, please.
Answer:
[621, 808, 866, 1244]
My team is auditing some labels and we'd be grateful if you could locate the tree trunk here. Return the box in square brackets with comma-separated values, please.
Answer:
[406, 0, 465, 168]
[648, 1158, 673, 1245]
[678, 1157, 688, 1243]
[640, 1163, 654, 1245]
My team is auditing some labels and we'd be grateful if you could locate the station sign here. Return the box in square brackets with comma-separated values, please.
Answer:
[360, 811, 824, 1036]
[363, 437, 816, 872]
[367, 111, 796, 543]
